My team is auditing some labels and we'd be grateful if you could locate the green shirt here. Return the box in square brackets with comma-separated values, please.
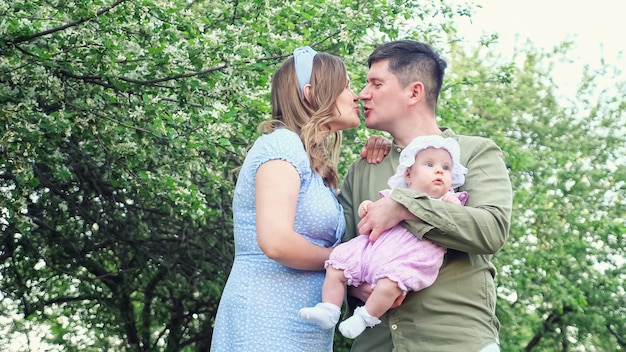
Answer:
[338, 128, 512, 352]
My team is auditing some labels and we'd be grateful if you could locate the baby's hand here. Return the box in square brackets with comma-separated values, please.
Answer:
[442, 193, 461, 205]
[358, 200, 373, 218]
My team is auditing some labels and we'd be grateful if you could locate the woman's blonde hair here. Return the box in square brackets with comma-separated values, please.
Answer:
[259, 52, 347, 189]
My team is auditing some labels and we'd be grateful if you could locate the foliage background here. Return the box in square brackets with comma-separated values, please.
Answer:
[1, 0, 624, 351]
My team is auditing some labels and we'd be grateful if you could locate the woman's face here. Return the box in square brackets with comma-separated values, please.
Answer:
[328, 79, 361, 132]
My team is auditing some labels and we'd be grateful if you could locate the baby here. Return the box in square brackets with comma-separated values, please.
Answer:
[299, 135, 468, 338]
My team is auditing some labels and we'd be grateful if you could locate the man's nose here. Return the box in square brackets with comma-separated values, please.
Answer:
[357, 86, 370, 100]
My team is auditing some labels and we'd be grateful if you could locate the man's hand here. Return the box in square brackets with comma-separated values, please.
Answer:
[392, 294, 406, 308]
[348, 284, 405, 308]
[360, 135, 391, 164]
[357, 196, 416, 242]
[348, 283, 372, 303]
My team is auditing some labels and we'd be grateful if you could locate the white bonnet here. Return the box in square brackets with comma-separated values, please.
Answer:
[387, 135, 468, 190]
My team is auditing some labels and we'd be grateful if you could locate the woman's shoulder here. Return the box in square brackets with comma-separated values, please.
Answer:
[250, 128, 310, 172]
[262, 127, 300, 143]
[255, 128, 304, 153]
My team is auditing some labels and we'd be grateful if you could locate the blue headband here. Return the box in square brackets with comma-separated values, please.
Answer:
[293, 46, 318, 98]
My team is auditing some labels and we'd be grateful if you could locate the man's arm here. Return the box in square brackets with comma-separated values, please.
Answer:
[393, 137, 512, 254]
[357, 137, 512, 254]
[356, 196, 416, 242]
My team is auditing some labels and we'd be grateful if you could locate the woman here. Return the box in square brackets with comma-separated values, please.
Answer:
[210, 46, 361, 352]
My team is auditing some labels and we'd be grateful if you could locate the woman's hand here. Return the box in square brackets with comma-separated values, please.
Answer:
[360, 135, 391, 164]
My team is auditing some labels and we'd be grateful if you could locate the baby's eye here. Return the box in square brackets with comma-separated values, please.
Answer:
[443, 166, 450, 170]
[426, 162, 433, 167]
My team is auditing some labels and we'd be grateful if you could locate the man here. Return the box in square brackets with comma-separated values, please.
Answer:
[338, 40, 512, 351]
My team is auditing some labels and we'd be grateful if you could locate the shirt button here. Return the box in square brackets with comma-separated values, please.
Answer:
[391, 324, 398, 330]
[396, 147, 402, 152]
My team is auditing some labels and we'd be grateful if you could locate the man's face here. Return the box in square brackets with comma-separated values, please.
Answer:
[358, 60, 411, 132]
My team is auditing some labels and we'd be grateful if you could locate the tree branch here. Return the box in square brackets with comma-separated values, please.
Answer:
[9, 0, 128, 44]
[118, 64, 227, 85]
[23, 295, 101, 318]
[525, 306, 573, 351]
[606, 323, 626, 347]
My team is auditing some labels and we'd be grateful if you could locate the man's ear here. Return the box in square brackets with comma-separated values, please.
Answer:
[409, 81, 425, 104]
[303, 83, 312, 102]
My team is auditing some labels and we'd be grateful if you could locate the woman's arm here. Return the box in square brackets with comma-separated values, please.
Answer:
[256, 159, 332, 270]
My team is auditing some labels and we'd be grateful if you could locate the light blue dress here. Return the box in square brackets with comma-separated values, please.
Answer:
[211, 128, 345, 352]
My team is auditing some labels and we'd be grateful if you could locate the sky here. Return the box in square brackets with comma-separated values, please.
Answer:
[451, 0, 626, 98]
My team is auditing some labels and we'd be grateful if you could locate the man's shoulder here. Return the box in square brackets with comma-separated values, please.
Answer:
[341, 152, 378, 174]
[456, 134, 493, 145]
[341, 155, 394, 191]
[447, 132, 497, 150]
[441, 129, 502, 161]
[442, 128, 485, 141]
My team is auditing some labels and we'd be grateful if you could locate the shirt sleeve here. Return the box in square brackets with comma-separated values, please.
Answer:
[391, 137, 512, 254]
[338, 163, 357, 243]
[251, 128, 311, 182]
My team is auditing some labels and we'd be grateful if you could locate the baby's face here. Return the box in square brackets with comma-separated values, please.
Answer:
[405, 148, 453, 198]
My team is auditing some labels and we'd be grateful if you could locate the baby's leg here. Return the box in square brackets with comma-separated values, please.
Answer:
[338, 278, 401, 339]
[322, 266, 348, 306]
[298, 266, 346, 329]
[364, 278, 403, 317]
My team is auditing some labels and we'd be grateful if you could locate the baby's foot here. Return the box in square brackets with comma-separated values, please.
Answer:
[298, 302, 340, 329]
[338, 306, 381, 339]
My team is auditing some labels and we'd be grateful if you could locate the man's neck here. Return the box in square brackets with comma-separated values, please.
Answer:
[392, 120, 441, 148]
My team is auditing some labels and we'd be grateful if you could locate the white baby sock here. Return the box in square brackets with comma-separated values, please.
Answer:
[338, 306, 381, 339]
[298, 302, 341, 329]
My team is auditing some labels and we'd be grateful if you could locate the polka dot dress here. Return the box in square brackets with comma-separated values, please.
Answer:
[211, 128, 345, 352]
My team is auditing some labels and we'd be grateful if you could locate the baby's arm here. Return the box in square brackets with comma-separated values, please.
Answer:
[358, 200, 374, 218]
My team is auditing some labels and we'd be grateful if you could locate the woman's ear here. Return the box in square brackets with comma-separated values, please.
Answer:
[303, 83, 312, 102]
